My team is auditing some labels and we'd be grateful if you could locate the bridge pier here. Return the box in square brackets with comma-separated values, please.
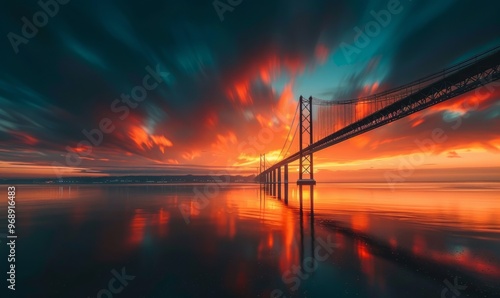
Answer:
[269, 171, 272, 191]
[268, 171, 271, 195]
[267, 172, 273, 194]
[284, 164, 289, 204]
[266, 172, 270, 193]
[269, 171, 272, 194]
[266, 172, 270, 192]
[277, 167, 281, 199]
[272, 169, 276, 196]
[269, 170, 272, 195]
[274, 169, 278, 196]
[297, 179, 316, 186]
[299, 185, 303, 212]
[310, 185, 314, 213]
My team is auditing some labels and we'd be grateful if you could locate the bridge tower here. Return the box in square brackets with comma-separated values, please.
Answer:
[297, 96, 316, 185]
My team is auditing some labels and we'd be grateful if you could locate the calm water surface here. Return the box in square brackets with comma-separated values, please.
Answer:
[1, 182, 499, 297]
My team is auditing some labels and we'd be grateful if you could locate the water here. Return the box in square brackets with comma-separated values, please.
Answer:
[0, 182, 499, 297]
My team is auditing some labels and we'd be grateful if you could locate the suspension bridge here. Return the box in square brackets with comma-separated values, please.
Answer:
[257, 46, 500, 200]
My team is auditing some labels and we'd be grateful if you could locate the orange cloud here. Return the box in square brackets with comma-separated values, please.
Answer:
[129, 126, 173, 153]
[227, 81, 253, 105]
[211, 131, 238, 151]
[182, 150, 201, 161]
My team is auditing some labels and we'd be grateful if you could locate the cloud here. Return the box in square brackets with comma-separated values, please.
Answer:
[447, 151, 461, 158]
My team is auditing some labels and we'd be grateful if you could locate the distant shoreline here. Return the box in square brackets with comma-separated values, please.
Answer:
[0, 174, 257, 185]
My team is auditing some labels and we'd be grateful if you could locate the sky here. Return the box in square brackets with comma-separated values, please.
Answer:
[0, 0, 499, 180]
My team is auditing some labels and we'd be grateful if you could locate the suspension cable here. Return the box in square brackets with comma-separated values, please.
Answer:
[267, 102, 299, 168]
